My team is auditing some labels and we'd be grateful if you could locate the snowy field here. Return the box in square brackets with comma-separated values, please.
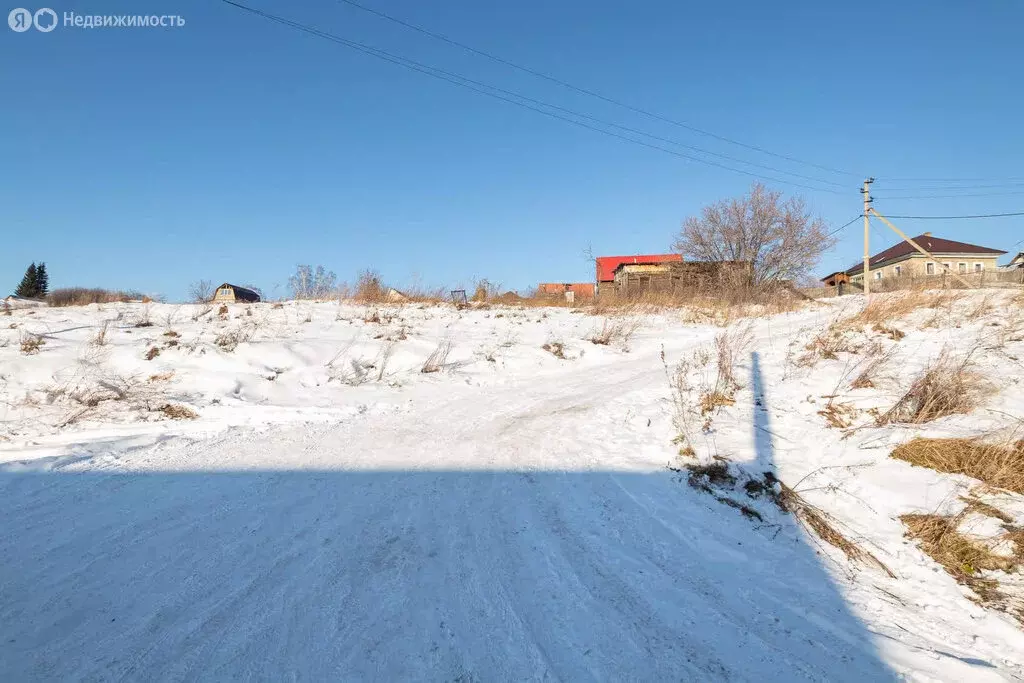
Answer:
[2, 292, 1024, 681]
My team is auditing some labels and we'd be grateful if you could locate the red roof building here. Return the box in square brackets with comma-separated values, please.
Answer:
[595, 254, 682, 284]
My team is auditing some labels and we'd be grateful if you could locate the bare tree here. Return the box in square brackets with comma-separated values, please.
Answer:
[289, 265, 338, 300]
[188, 279, 214, 303]
[672, 183, 836, 283]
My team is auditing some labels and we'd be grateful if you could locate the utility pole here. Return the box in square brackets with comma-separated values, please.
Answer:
[861, 178, 874, 297]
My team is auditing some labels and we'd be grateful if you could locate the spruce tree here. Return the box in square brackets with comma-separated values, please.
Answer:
[35, 262, 49, 298]
[14, 263, 37, 298]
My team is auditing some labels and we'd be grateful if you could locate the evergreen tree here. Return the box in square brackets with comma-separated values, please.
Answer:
[35, 262, 49, 297]
[14, 263, 37, 298]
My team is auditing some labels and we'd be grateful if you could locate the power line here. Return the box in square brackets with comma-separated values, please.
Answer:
[875, 176, 1024, 183]
[873, 181, 1024, 191]
[876, 211, 1024, 220]
[873, 190, 1024, 200]
[825, 215, 863, 239]
[218, 0, 846, 193]
[332, 0, 860, 179]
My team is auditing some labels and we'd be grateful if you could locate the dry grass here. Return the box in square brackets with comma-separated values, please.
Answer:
[797, 325, 862, 366]
[214, 323, 259, 352]
[144, 346, 161, 361]
[589, 318, 640, 347]
[960, 496, 1014, 524]
[421, 340, 452, 373]
[353, 270, 387, 303]
[818, 402, 860, 429]
[842, 290, 952, 330]
[47, 287, 143, 307]
[878, 349, 989, 425]
[699, 390, 735, 415]
[542, 341, 566, 359]
[159, 403, 198, 420]
[90, 321, 110, 347]
[776, 480, 895, 577]
[848, 341, 892, 390]
[966, 292, 994, 320]
[871, 322, 905, 340]
[902, 513, 1012, 602]
[892, 436, 1024, 494]
[20, 334, 45, 354]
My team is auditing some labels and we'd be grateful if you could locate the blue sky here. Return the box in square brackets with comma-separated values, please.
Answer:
[2, 0, 1022, 300]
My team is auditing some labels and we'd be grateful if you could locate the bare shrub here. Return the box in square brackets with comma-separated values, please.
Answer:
[672, 182, 835, 283]
[797, 324, 862, 366]
[850, 343, 892, 389]
[353, 269, 385, 303]
[471, 279, 502, 302]
[290, 265, 338, 300]
[214, 323, 258, 352]
[20, 333, 45, 354]
[160, 404, 198, 420]
[421, 340, 452, 373]
[47, 288, 142, 307]
[589, 318, 640, 347]
[878, 350, 989, 424]
[2, 301, 11, 316]
[661, 347, 696, 458]
[892, 435, 1024, 494]
[45, 371, 167, 428]
[188, 280, 214, 303]
[713, 323, 754, 394]
[133, 305, 153, 328]
[191, 302, 213, 321]
[91, 321, 110, 347]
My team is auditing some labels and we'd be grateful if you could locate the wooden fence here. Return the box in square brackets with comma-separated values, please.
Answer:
[799, 269, 1024, 299]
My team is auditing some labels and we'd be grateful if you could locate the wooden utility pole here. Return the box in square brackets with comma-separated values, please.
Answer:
[861, 178, 874, 296]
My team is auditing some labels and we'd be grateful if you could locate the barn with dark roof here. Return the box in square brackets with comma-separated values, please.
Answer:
[212, 283, 261, 303]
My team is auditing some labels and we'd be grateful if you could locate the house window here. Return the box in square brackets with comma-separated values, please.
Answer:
[894, 265, 902, 277]
[926, 262, 935, 275]
[219, 288, 232, 296]
[874, 271, 882, 280]
[958, 263, 967, 274]
[943, 262, 952, 272]
[974, 263, 983, 273]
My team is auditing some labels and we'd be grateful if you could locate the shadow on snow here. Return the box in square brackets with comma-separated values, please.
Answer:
[0, 355, 895, 680]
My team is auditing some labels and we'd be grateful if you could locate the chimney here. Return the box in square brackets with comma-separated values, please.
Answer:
[923, 232, 932, 237]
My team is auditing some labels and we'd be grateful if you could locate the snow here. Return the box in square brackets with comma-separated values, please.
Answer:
[1, 292, 1024, 680]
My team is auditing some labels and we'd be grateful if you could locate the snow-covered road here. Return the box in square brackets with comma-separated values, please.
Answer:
[2, 303, 1021, 681]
